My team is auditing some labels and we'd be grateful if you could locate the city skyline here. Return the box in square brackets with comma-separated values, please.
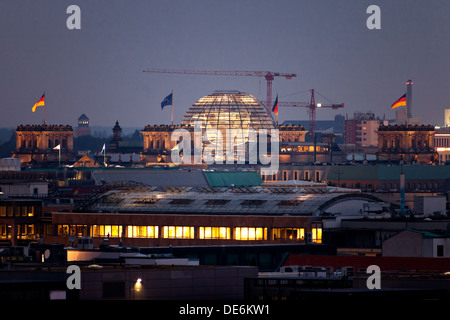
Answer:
[1, 1, 449, 128]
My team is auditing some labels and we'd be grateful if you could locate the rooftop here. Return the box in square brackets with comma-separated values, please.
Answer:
[377, 124, 435, 132]
[326, 164, 450, 181]
[74, 184, 382, 216]
[16, 124, 73, 131]
[91, 169, 265, 188]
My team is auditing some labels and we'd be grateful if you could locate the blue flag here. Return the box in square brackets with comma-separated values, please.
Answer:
[161, 92, 173, 109]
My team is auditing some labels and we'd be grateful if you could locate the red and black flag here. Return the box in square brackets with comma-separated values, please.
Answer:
[272, 94, 278, 116]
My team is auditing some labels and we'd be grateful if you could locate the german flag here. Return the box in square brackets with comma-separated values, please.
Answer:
[32, 93, 45, 112]
[391, 93, 406, 109]
[272, 94, 278, 116]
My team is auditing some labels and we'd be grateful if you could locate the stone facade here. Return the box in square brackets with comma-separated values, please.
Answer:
[140, 124, 309, 165]
[12, 124, 75, 166]
[376, 124, 437, 164]
[140, 125, 188, 164]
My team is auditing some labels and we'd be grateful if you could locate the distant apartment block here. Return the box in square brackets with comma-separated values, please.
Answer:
[344, 112, 388, 147]
[434, 127, 450, 164]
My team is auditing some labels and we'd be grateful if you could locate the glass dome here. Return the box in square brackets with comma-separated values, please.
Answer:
[181, 91, 276, 162]
[182, 90, 275, 131]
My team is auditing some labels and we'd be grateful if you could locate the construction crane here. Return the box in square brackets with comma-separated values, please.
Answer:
[142, 68, 296, 112]
[278, 89, 344, 141]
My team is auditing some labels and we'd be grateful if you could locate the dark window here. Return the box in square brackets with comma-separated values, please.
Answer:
[277, 200, 303, 207]
[169, 199, 194, 206]
[437, 245, 444, 257]
[205, 199, 230, 206]
[241, 200, 266, 207]
[103, 282, 125, 299]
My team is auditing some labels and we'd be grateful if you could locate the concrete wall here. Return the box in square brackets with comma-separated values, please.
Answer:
[383, 230, 450, 258]
[382, 230, 423, 257]
[0, 265, 257, 300]
[0, 182, 48, 196]
[80, 265, 257, 300]
[413, 196, 447, 216]
[422, 238, 450, 258]
[0, 158, 21, 171]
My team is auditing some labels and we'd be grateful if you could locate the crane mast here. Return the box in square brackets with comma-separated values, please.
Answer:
[278, 89, 344, 141]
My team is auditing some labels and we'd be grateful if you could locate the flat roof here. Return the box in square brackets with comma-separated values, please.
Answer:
[327, 165, 450, 181]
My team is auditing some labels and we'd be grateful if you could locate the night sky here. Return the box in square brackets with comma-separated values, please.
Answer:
[1, 0, 449, 129]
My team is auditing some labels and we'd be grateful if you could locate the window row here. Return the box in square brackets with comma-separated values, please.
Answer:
[56, 225, 322, 243]
[0, 206, 35, 217]
[435, 137, 450, 147]
[260, 170, 322, 182]
[0, 224, 36, 240]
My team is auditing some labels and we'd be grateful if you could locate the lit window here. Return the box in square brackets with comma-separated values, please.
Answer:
[104, 225, 111, 237]
[272, 228, 305, 240]
[134, 198, 159, 205]
[162, 226, 194, 239]
[91, 225, 122, 238]
[58, 225, 70, 236]
[312, 228, 322, 244]
[234, 227, 267, 240]
[199, 227, 230, 239]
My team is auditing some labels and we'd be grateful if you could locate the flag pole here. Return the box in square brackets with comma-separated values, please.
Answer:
[171, 90, 174, 126]
[43, 92, 46, 125]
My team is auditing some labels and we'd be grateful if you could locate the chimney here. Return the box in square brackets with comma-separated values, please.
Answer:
[406, 80, 413, 119]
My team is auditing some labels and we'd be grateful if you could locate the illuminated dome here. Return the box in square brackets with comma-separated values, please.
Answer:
[181, 91, 276, 162]
[181, 91, 275, 131]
